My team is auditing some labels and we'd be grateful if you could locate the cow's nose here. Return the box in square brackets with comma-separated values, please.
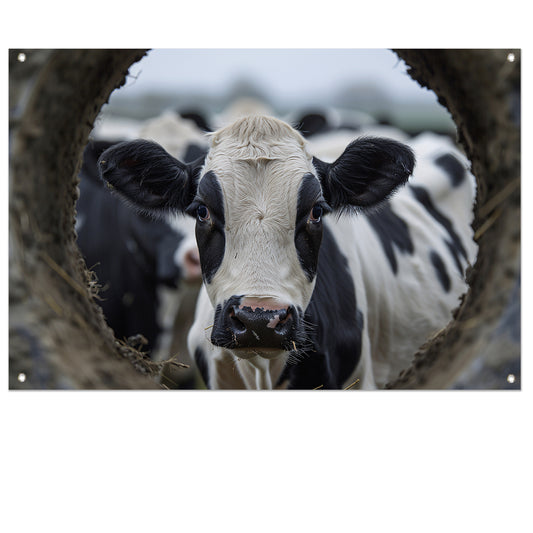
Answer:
[225, 302, 296, 349]
[183, 247, 202, 282]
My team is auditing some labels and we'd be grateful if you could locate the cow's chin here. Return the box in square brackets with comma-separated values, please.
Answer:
[230, 347, 286, 361]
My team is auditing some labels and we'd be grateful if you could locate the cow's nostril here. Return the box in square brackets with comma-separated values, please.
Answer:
[229, 307, 247, 334]
[274, 306, 294, 334]
[183, 247, 202, 281]
[277, 308, 291, 325]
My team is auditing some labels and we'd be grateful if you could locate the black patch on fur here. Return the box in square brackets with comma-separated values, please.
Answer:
[187, 171, 226, 284]
[410, 185, 468, 275]
[294, 173, 330, 281]
[313, 137, 415, 211]
[444, 240, 464, 277]
[179, 110, 213, 132]
[295, 112, 329, 137]
[278, 225, 363, 389]
[294, 110, 363, 138]
[366, 201, 414, 274]
[430, 250, 451, 292]
[194, 347, 210, 389]
[98, 139, 204, 215]
[183, 143, 208, 163]
[435, 153, 466, 187]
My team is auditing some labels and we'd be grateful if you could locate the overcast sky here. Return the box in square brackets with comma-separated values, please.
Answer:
[118, 48, 439, 108]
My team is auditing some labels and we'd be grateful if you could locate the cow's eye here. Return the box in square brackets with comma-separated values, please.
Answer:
[197, 204, 210, 222]
[309, 205, 323, 223]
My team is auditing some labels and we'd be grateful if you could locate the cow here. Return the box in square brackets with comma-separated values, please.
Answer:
[96, 114, 477, 390]
[289, 107, 377, 138]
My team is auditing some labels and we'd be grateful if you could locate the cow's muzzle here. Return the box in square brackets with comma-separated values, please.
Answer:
[211, 296, 299, 354]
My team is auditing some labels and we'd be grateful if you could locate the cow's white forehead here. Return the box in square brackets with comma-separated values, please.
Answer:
[207, 114, 310, 161]
[199, 115, 318, 306]
[203, 115, 315, 225]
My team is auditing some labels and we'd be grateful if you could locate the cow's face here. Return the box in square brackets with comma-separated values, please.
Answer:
[99, 115, 414, 359]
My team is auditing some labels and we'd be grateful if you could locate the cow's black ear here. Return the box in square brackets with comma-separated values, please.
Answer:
[313, 137, 415, 211]
[98, 139, 204, 216]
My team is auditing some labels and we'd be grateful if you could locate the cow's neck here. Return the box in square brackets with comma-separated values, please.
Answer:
[237, 354, 287, 390]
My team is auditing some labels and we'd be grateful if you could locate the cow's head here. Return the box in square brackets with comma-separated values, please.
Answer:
[99, 115, 414, 360]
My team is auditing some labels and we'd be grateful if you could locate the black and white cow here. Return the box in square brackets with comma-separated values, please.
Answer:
[97, 114, 476, 389]
[290, 107, 377, 138]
